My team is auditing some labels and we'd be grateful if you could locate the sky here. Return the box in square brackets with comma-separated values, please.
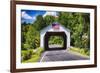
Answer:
[21, 10, 58, 24]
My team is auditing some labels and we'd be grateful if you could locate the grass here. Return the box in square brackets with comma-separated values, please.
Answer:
[69, 47, 90, 57]
[21, 47, 44, 63]
[22, 54, 40, 63]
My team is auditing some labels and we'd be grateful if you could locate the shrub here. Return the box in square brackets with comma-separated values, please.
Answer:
[22, 44, 30, 50]
[21, 49, 33, 62]
[21, 47, 44, 63]
[86, 50, 90, 56]
[36, 47, 44, 55]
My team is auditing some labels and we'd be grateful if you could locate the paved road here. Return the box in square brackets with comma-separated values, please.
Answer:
[40, 50, 89, 62]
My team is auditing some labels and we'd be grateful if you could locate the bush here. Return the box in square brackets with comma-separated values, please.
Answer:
[21, 49, 33, 62]
[21, 47, 44, 63]
[36, 47, 44, 55]
[22, 43, 30, 50]
[86, 51, 90, 56]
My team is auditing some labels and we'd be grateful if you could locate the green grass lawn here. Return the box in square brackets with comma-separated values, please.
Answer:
[69, 47, 90, 57]
[21, 47, 44, 63]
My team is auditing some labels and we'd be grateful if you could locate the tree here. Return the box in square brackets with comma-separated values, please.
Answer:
[58, 12, 90, 49]
[21, 12, 90, 50]
[44, 15, 55, 26]
[33, 15, 46, 31]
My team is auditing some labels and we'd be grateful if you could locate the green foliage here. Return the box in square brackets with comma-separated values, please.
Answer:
[21, 24, 40, 50]
[48, 36, 64, 46]
[21, 49, 33, 61]
[23, 55, 40, 63]
[21, 47, 44, 63]
[36, 47, 44, 55]
[22, 44, 30, 50]
[21, 11, 90, 56]
[33, 15, 46, 31]
[70, 47, 90, 56]
[58, 12, 90, 49]
[81, 33, 90, 49]
[44, 15, 55, 25]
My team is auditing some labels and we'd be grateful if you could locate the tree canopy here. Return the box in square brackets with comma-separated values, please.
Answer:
[21, 11, 90, 50]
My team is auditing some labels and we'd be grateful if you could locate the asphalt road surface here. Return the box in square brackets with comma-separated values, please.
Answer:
[39, 50, 89, 62]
